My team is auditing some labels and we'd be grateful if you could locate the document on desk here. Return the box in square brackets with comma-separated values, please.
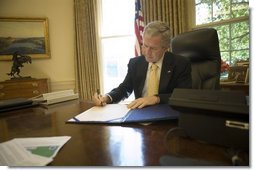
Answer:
[0, 140, 52, 166]
[68, 104, 130, 122]
[0, 136, 70, 166]
[67, 104, 179, 123]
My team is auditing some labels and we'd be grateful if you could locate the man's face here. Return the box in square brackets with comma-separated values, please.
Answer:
[142, 34, 167, 63]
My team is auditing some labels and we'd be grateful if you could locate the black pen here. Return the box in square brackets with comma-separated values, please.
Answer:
[97, 89, 100, 95]
[97, 89, 103, 106]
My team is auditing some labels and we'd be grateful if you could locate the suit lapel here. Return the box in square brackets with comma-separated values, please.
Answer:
[136, 58, 148, 98]
[159, 52, 174, 92]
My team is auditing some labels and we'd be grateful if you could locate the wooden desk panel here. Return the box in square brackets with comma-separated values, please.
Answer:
[0, 100, 246, 166]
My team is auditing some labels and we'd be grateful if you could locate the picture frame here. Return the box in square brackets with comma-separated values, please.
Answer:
[228, 65, 249, 83]
[0, 17, 50, 60]
[244, 68, 249, 84]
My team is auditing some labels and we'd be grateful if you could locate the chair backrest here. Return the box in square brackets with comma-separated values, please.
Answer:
[171, 28, 221, 89]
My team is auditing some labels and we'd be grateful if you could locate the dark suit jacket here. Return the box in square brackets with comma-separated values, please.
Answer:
[107, 51, 192, 104]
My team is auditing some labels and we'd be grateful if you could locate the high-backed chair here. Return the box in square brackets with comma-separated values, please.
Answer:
[171, 28, 221, 89]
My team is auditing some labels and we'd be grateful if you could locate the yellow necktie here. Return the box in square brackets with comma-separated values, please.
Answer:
[148, 64, 159, 96]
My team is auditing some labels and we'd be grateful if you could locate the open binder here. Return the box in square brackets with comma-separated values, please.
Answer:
[67, 104, 179, 124]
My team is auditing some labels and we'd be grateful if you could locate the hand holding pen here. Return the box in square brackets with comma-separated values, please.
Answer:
[92, 89, 107, 106]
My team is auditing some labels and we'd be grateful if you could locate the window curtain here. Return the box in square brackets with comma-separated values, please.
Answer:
[141, 0, 187, 37]
[74, 0, 100, 100]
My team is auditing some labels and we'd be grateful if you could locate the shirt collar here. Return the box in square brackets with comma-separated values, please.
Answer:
[148, 55, 164, 69]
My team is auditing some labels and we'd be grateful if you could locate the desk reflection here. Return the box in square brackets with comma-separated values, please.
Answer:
[0, 107, 55, 141]
[108, 127, 144, 166]
[0, 100, 244, 166]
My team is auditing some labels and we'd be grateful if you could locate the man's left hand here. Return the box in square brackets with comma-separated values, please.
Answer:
[127, 96, 160, 109]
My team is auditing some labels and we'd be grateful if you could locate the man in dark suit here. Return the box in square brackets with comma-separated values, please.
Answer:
[93, 21, 192, 109]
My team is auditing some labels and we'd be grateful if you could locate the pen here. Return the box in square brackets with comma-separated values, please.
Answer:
[97, 89, 103, 106]
[97, 89, 100, 95]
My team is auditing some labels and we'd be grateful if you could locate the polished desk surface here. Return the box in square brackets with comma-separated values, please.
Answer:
[0, 100, 247, 166]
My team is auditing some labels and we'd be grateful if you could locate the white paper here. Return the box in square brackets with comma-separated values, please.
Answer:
[68, 104, 130, 122]
[14, 136, 71, 158]
[0, 140, 52, 166]
[0, 136, 71, 166]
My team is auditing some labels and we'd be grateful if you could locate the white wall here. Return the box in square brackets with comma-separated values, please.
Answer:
[0, 0, 75, 92]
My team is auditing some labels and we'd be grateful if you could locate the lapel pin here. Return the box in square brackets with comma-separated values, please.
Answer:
[167, 70, 171, 73]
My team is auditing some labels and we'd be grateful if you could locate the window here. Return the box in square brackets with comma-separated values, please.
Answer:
[194, 0, 249, 65]
[99, 0, 135, 100]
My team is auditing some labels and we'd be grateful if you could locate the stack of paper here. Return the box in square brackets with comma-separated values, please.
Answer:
[0, 136, 71, 166]
[31, 90, 79, 105]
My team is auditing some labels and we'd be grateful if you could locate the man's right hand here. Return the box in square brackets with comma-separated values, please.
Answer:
[92, 92, 109, 106]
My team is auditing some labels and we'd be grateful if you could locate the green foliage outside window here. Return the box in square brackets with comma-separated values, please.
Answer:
[195, 0, 249, 65]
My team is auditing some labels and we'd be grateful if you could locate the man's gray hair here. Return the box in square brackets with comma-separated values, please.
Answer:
[143, 21, 171, 48]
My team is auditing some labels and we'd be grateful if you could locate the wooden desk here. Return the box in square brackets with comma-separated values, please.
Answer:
[0, 100, 248, 166]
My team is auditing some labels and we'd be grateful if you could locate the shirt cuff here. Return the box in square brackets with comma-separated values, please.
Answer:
[105, 94, 113, 103]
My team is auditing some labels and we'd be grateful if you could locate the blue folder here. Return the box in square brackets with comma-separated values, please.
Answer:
[68, 104, 179, 124]
[122, 104, 179, 123]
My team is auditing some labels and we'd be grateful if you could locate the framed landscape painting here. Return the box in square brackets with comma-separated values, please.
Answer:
[0, 17, 50, 60]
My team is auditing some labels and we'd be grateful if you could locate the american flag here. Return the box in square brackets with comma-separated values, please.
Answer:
[135, 0, 144, 56]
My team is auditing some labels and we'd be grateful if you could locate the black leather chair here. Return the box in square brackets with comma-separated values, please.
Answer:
[171, 28, 221, 89]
